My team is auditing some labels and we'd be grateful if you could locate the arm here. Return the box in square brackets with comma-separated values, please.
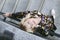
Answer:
[10, 12, 26, 18]
[10, 11, 31, 18]
[3, 12, 27, 19]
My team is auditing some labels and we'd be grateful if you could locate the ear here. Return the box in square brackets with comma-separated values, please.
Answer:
[51, 9, 56, 19]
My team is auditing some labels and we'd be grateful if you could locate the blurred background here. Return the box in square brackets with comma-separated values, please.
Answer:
[0, 0, 60, 40]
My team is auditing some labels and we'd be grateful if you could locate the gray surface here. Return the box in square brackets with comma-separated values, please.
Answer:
[53, 0, 60, 34]
[0, 21, 46, 40]
[41, 0, 55, 15]
[15, 0, 29, 12]
[0, 0, 60, 40]
[2, 0, 16, 12]
[0, 0, 5, 11]
[26, 0, 43, 11]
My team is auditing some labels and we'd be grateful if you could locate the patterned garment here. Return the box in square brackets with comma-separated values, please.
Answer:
[41, 15, 54, 30]
[10, 11, 56, 36]
[36, 14, 56, 36]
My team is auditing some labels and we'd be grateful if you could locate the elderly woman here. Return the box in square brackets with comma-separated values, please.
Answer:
[3, 10, 57, 36]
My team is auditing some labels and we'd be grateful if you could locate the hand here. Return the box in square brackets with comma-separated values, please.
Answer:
[3, 13, 12, 17]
